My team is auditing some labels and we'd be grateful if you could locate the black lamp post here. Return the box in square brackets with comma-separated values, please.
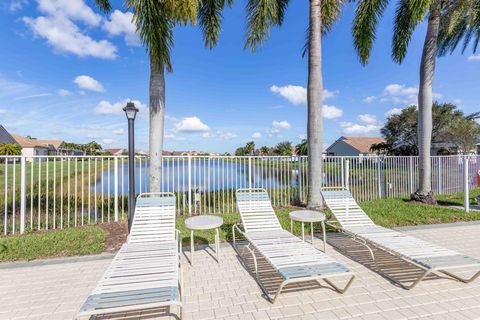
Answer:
[123, 102, 139, 233]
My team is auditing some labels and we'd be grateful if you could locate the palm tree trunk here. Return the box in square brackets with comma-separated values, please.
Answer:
[149, 55, 165, 193]
[413, 4, 440, 204]
[306, 0, 324, 210]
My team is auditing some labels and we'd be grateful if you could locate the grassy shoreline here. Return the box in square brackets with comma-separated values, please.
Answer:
[2, 189, 479, 262]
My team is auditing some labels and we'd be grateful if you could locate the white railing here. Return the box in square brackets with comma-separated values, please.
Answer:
[1, 155, 479, 236]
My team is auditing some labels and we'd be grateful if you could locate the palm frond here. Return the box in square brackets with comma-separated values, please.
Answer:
[94, 0, 112, 13]
[352, 0, 390, 65]
[244, 0, 290, 51]
[198, 0, 233, 49]
[392, 0, 430, 63]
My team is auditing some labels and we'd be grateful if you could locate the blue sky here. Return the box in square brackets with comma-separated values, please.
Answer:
[0, 0, 478, 153]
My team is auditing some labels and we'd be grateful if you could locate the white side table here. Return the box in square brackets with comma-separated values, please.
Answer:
[185, 215, 223, 265]
[289, 210, 327, 252]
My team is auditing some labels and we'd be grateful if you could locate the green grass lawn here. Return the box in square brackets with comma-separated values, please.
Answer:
[2, 191, 480, 262]
[0, 226, 106, 262]
[437, 188, 480, 206]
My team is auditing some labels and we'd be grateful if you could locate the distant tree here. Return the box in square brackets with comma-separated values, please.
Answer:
[0, 143, 22, 156]
[445, 117, 480, 154]
[86, 141, 103, 155]
[381, 102, 466, 155]
[223, 152, 231, 156]
[235, 147, 246, 156]
[26, 135, 37, 140]
[260, 146, 270, 156]
[295, 139, 308, 156]
[244, 141, 255, 155]
[274, 141, 293, 156]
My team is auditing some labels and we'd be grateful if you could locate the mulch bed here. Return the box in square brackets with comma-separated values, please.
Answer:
[99, 222, 128, 252]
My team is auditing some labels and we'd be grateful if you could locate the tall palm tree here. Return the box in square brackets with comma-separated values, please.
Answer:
[95, 0, 232, 192]
[244, 0, 345, 209]
[352, 0, 471, 204]
[245, 141, 255, 155]
[437, 0, 480, 56]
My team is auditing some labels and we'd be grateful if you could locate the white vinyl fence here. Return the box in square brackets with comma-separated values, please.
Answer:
[1, 155, 479, 236]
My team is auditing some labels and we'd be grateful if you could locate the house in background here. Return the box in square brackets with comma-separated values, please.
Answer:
[11, 133, 84, 159]
[0, 125, 17, 145]
[105, 148, 125, 156]
[326, 136, 386, 156]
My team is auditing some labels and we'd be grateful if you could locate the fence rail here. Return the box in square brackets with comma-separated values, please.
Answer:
[1, 155, 479, 236]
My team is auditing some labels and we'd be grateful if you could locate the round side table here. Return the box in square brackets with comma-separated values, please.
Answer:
[289, 210, 327, 252]
[185, 215, 223, 265]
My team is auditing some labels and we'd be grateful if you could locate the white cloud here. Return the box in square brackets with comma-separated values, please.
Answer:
[101, 138, 114, 145]
[173, 117, 210, 133]
[57, 88, 71, 96]
[340, 122, 381, 134]
[113, 128, 125, 135]
[103, 10, 140, 46]
[358, 114, 377, 124]
[323, 105, 343, 119]
[299, 134, 307, 140]
[364, 84, 442, 105]
[340, 114, 381, 135]
[385, 108, 403, 116]
[9, 0, 28, 11]
[272, 120, 291, 129]
[0, 108, 8, 115]
[22, 0, 117, 60]
[37, 0, 101, 26]
[74, 75, 104, 92]
[468, 54, 480, 61]
[202, 131, 237, 139]
[23, 15, 117, 59]
[165, 133, 186, 141]
[95, 99, 146, 115]
[270, 85, 337, 105]
[252, 132, 262, 139]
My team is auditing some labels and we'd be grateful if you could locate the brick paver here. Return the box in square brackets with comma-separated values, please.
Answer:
[1, 223, 480, 319]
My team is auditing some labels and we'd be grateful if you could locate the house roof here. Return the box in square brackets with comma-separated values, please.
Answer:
[12, 134, 63, 149]
[328, 136, 386, 153]
[0, 125, 17, 145]
[106, 148, 123, 154]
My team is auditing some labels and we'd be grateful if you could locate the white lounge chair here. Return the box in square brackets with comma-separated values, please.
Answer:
[321, 187, 480, 289]
[76, 193, 183, 319]
[233, 188, 355, 303]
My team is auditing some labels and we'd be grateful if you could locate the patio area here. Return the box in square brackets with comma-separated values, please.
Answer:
[1, 222, 480, 320]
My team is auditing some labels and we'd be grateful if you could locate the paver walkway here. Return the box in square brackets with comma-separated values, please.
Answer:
[1, 223, 480, 320]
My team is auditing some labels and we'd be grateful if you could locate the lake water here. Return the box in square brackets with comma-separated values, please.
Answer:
[94, 159, 299, 195]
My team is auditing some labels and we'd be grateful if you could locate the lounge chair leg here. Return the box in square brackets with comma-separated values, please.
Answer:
[323, 275, 356, 294]
[271, 280, 289, 303]
[440, 270, 480, 283]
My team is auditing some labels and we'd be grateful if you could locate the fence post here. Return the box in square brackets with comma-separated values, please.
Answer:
[19, 156, 26, 234]
[188, 155, 192, 216]
[464, 156, 470, 212]
[437, 158, 442, 194]
[114, 157, 119, 222]
[408, 157, 414, 194]
[297, 156, 302, 204]
[345, 159, 350, 190]
[377, 156, 383, 198]
[248, 156, 252, 189]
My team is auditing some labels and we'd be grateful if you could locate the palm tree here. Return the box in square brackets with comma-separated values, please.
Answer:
[244, 141, 255, 155]
[260, 146, 270, 155]
[244, 0, 345, 209]
[352, 0, 472, 204]
[437, 1, 480, 56]
[95, 0, 232, 192]
[0, 143, 22, 156]
[274, 141, 293, 156]
[295, 139, 308, 156]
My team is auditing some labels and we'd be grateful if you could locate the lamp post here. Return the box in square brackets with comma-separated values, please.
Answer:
[123, 102, 139, 232]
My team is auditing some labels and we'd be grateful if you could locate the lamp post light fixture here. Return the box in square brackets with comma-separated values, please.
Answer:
[123, 102, 139, 232]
